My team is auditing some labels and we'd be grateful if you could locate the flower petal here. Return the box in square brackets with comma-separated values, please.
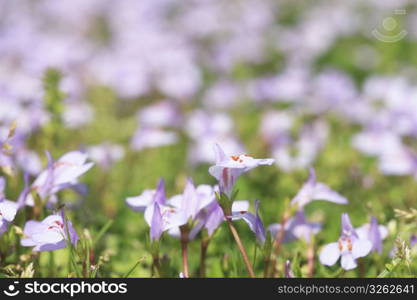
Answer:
[319, 242, 341, 266]
[352, 239, 372, 259]
[341, 253, 357, 270]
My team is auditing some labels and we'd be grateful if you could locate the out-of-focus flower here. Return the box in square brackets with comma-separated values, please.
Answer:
[27, 151, 94, 205]
[130, 128, 178, 151]
[268, 210, 321, 243]
[285, 260, 295, 278]
[319, 213, 372, 270]
[87, 143, 124, 170]
[138, 101, 181, 129]
[208, 144, 274, 197]
[272, 121, 328, 172]
[62, 100, 94, 129]
[410, 235, 417, 248]
[291, 168, 348, 208]
[185, 110, 243, 165]
[21, 211, 78, 251]
[0, 177, 18, 235]
[356, 217, 388, 253]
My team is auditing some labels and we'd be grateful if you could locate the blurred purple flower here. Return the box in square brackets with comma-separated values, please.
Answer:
[291, 168, 348, 208]
[0, 177, 19, 235]
[285, 260, 295, 278]
[356, 217, 388, 253]
[130, 128, 178, 151]
[87, 143, 124, 170]
[410, 235, 417, 248]
[21, 211, 78, 251]
[209, 144, 274, 197]
[268, 210, 321, 243]
[319, 213, 372, 270]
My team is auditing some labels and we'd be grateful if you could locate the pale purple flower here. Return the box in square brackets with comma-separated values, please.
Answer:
[410, 235, 417, 248]
[268, 210, 321, 243]
[130, 128, 178, 151]
[166, 181, 217, 239]
[208, 144, 274, 197]
[291, 168, 348, 208]
[87, 143, 125, 170]
[272, 121, 328, 172]
[0, 177, 19, 235]
[138, 101, 181, 129]
[126, 179, 166, 212]
[356, 217, 388, 253]
[150, 202, 164, 241]
[285, 260, 295, 278]
[231, 200, 266, 245]
[126, 179, 187, 241]
[21, 211, 78, 251]
[319, 213, 372, 270]
[62, 100, 94, 129]
[27, 151, 94, 205]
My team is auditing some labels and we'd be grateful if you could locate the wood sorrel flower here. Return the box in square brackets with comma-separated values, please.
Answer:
[21, 211, 78, 251]
[319, 213, 372, 270]
[208, 144, 274, 197]
[291, 168, 347, 208]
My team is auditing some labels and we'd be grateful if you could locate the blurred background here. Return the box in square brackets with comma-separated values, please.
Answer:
[1, 0, 417, 277]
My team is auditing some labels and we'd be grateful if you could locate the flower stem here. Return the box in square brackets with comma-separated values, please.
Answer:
[307, 241, 315, 278]
[180, 226, 190, 278]
[200, 236, 210, 278]
[268, 209, 291, 277]
[226, 219, 256, 278]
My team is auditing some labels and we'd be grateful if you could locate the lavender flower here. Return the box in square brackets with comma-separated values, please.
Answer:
[319, 213, 372, 270]
[268, 210, 321, 243]
[21, 212, 78, 251]
[126, 179, 187, 241]
[291, 168, 348, 208]
[209, 144, 274, 197]
[356, 217, 388, 253]
[27, 151, 94, 205]
[0, 177, 18, 235]
[231, 200, 266, 245]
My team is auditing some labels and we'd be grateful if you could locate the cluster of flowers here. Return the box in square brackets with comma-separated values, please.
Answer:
[0, 143, 399, 275]
[125, 144, 391, 272]
[0, 150, 92, 251]
[2, 0, 417, 182]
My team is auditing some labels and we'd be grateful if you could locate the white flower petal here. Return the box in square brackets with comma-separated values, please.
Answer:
[319, 242, 341, 266]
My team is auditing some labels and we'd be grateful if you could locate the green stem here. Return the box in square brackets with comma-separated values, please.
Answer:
[226, 219, 255, 278]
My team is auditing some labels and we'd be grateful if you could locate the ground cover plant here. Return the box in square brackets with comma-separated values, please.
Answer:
[0, 0, 417, 278]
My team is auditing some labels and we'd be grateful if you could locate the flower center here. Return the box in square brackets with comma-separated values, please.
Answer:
[48, 220, 65, 230]
[338, 237, 353, 253]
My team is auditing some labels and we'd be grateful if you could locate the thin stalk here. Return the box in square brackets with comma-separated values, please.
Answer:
[180, 226, 190, 278]
[151, 255, 160, 277]
[226, 219, 255, 278]
[269, 209, 291, 277]
[307, 241, 315, 278]
[200, 236, 210, 278]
